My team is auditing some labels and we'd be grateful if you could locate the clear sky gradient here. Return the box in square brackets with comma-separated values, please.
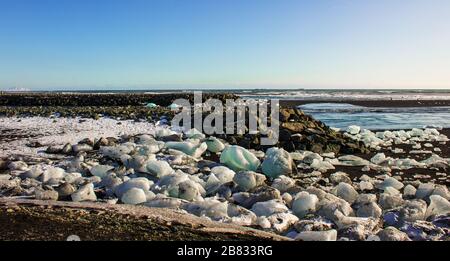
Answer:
[1, 0, 449, 90]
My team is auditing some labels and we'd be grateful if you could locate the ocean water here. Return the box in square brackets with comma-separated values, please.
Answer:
[298, 103, 450, 130]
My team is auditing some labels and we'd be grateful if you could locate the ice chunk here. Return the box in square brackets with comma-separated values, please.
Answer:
[20, 165, 44, 179]
[251, 200, 288, 217]
[145, 102, 158, 108]
[177, 180, 201, 201]
[220, 145, 260, 172]
[205, 137, 225, 153]
[295, 230, 337, 241]
[333, 182, 359, 204]
[90, 165, 114, 179]
[40, 167, 65, 184]
[292, 191, 319, 218]
[146, 160, 174, 177]
[71, 183, 97, 202]
[403, 185, 417, 198]
[426, 195, 450, 218]
[184, 128, 205, 139]
[114, 178, 152, 199]
[121, 188, 147, 205]
[261, 147, 293, 178]
[346, 125, 361, 135]
[211, 166, 235, 183]
[370, 153, 387, 165]
[415, 183, 435, 199]
[376, 177, 404, 190]
[271, 175, 295, 193]
[165, 141, 207, 158]
[233, 171, 259, 192]
[183, 198, 228, 220]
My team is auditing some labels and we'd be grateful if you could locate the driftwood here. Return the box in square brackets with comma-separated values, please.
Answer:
[0, 198, 289, 241]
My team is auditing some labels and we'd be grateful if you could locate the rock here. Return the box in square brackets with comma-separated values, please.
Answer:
[61, 143, 72, 154]
[377, 227, 411, 241]
[377, 177, 404, 191]
[332, 182, 358, 204]
[121, 188, 147, 205]
[292, 191, 319, 218]
[35, 189, 59, 201]
[114, 178, 151, 199]
[415, 183, 435, 200]
[356, 202, 382, 219]
[251, 199, 288, 217]
[261, 148, 293, 178]
[426, 195, 450, 218]
[205, 137, 225, 153]
[295, 230, 337, 241]
[220, 145, 260, 172]
[71, 183, 97, 202]
[8, 161, 28, 171]
[271, 175, 295, 193]
[88, 165, 115, 179]
[146, 160, 174, 177]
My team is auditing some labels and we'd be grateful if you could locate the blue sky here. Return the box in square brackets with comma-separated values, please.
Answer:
[0, 0, 449, 90]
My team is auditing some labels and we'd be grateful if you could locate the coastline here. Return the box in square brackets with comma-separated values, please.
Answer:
[1, 92, 449, 241]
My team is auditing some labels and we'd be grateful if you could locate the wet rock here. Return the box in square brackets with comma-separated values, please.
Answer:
[261, 147, 293, 178]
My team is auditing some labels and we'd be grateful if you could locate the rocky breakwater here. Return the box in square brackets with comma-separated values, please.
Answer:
[218, 107, 370, 155]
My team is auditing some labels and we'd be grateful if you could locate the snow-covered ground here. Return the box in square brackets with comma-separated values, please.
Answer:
[0, 116, 169, 158]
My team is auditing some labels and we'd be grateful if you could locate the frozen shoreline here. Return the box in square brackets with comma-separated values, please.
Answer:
[0, 116, 170, 158]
